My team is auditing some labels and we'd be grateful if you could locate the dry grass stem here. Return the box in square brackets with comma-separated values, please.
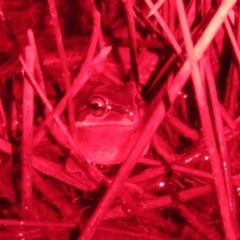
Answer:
[47, 0, 76, 136]
[21, 46, 34, 217]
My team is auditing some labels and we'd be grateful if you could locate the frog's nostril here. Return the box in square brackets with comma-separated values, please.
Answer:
[88, 96, 107, 117]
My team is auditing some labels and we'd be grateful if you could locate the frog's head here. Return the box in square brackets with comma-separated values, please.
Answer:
[75, 80, 145, 127]
[74, 79, 145, 165]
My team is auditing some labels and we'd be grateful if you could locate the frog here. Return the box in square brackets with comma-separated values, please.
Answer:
[73, 78, 146, 165]
[52, 76, 146, 166]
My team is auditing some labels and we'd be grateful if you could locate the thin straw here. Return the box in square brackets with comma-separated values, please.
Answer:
[134, 5, 165, 38]
[224, 18, 240, 65]
[124, 0, 139, 82]
[0, 96, 8, 139]
[166, 113, 199, 141]
[128, 164, 213, 183]
[144, 185, 214, 208]
[147, 0, 165, 17]
[0, 137, 13, 154]
[27, 29, 46, 94]
[223, 11, 240, 117]
[151, 132, 175, 162]
[219, 103, 237, 129]
[0, 219, 75, 228]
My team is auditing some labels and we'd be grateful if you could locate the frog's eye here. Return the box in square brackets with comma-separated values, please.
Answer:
[87, 96, 107, 117]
